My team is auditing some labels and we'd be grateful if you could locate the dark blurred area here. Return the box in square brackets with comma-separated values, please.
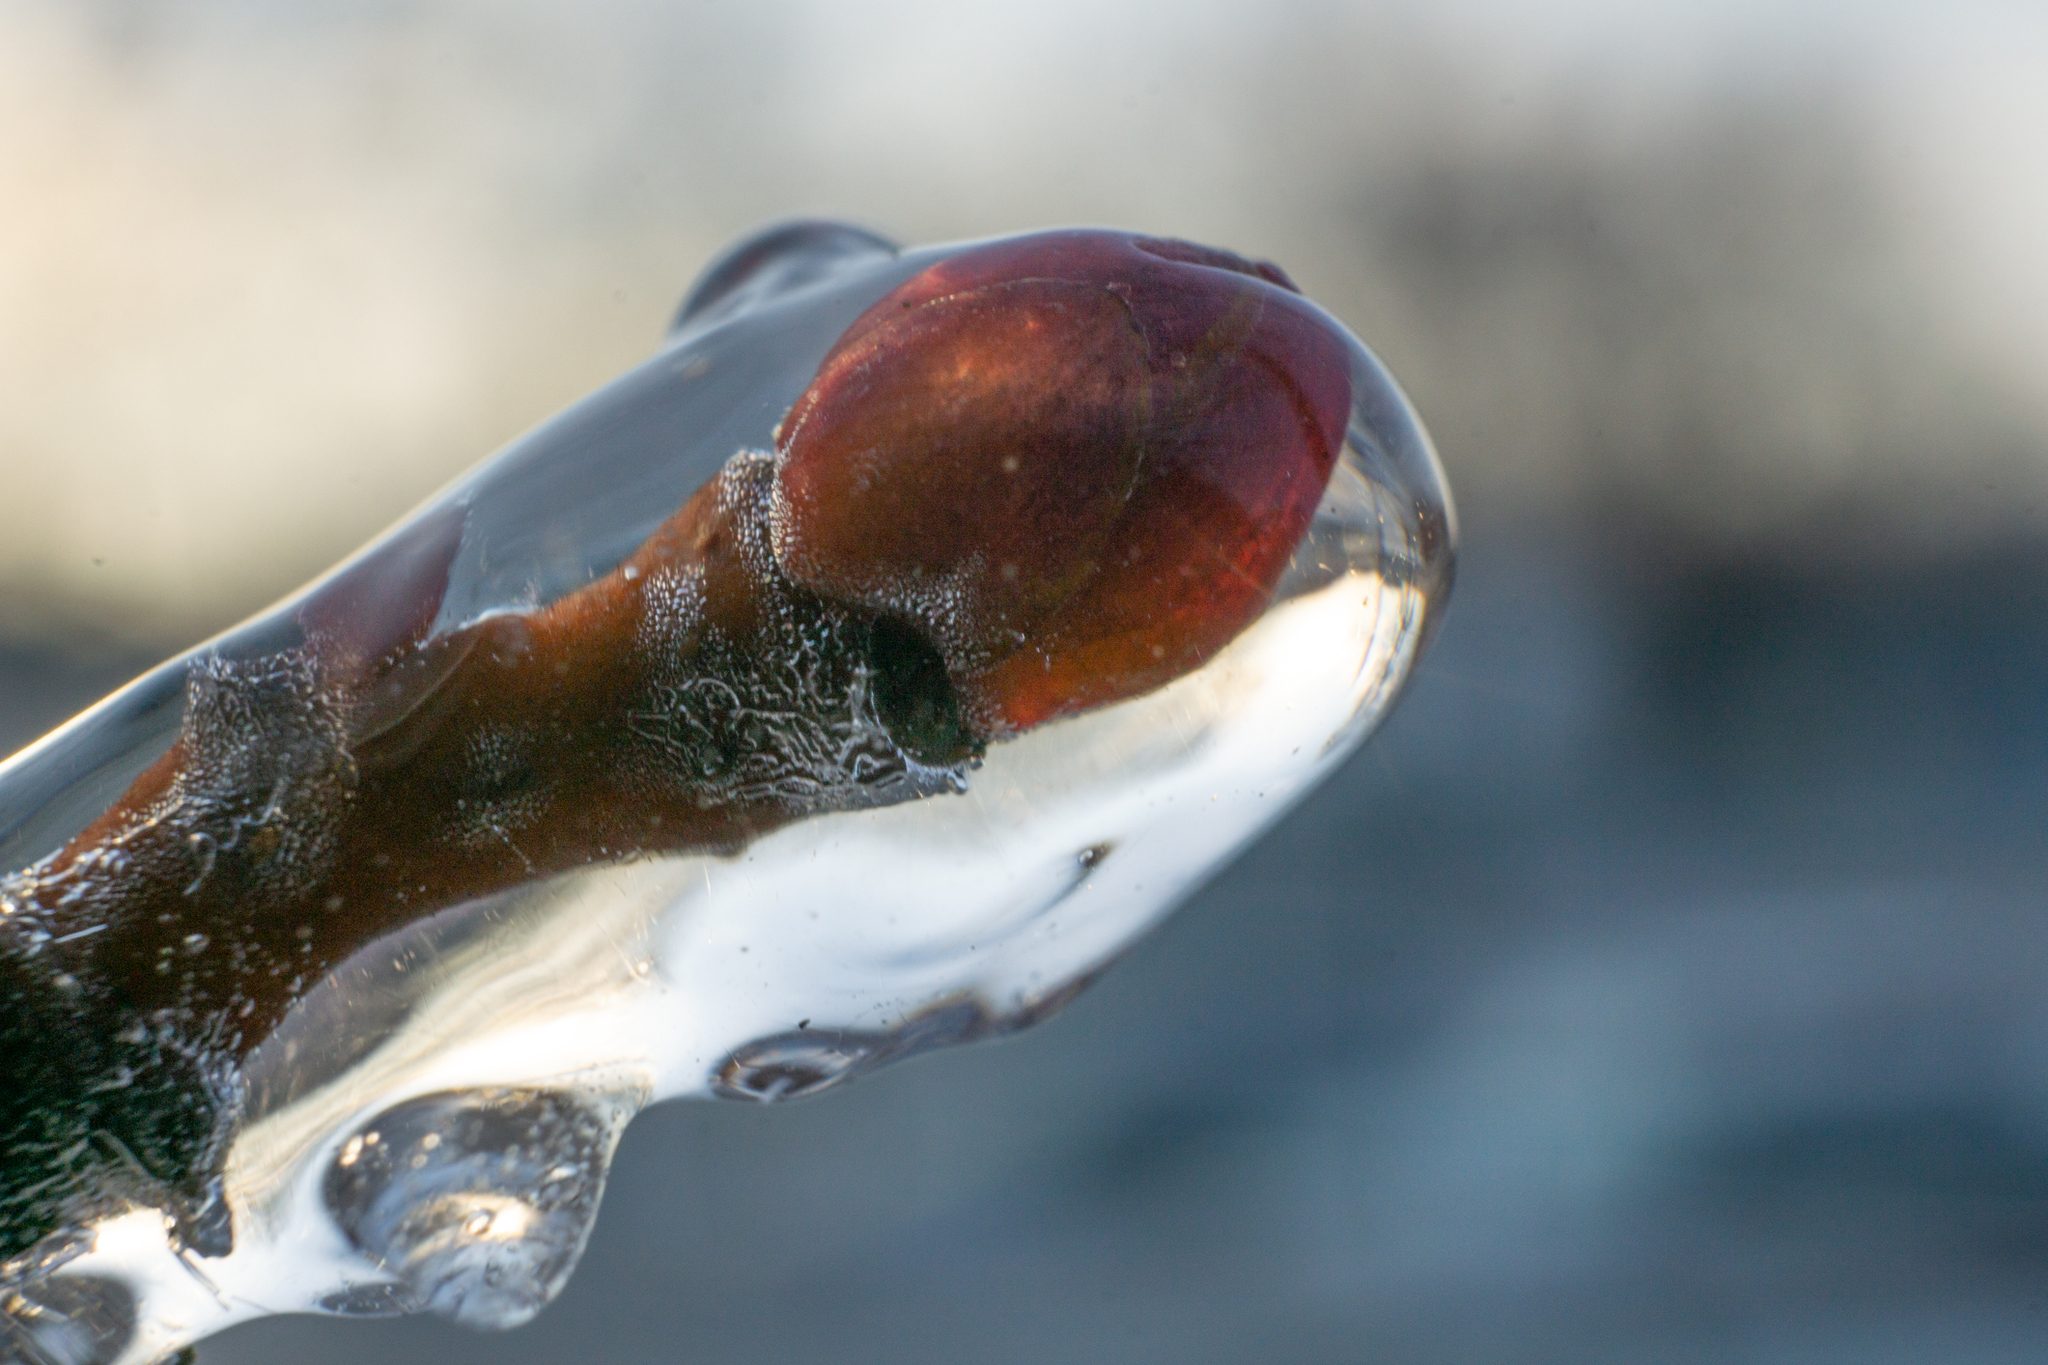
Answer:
[6, 0, 2048, 1360]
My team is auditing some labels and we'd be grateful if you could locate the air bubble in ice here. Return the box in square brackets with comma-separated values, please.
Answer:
[316, 1281, 420, 1318]
[714, 993, 1096, 1103]
[714, 1033, 876, 1102]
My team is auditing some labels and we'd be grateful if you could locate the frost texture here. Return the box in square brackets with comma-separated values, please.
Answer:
[2, 648, 360, 1267]
[624, 454, 967, 812]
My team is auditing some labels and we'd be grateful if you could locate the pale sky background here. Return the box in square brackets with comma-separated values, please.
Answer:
[2, 0, 2045, 648]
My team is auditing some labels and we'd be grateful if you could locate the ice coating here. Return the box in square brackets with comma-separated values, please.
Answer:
[0, 224, 1453, 1364]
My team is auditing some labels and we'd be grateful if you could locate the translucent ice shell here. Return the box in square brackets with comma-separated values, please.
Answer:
[0, 224, 1453, 1363]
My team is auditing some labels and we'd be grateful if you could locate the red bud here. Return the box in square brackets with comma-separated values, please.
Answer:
[772, 230, 1353, 736]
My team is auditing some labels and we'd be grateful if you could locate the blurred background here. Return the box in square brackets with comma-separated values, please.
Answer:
[5, 0, 2048, 1360]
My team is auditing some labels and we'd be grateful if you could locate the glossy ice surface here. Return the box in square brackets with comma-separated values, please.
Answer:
[0, 224, 1453, 1364]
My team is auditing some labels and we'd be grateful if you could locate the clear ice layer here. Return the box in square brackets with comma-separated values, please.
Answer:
[0, 223, 1454, 1364]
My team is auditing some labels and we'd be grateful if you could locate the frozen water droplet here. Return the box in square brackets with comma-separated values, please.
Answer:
[0, 1274, 134, 1365]
[322, 1088, 630, 1329]
[670, 219, 899, 339]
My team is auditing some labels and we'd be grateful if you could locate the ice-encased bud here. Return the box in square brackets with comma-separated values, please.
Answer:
[0, 221, 1453, 1361]
[322, 1089, 629, 1329]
